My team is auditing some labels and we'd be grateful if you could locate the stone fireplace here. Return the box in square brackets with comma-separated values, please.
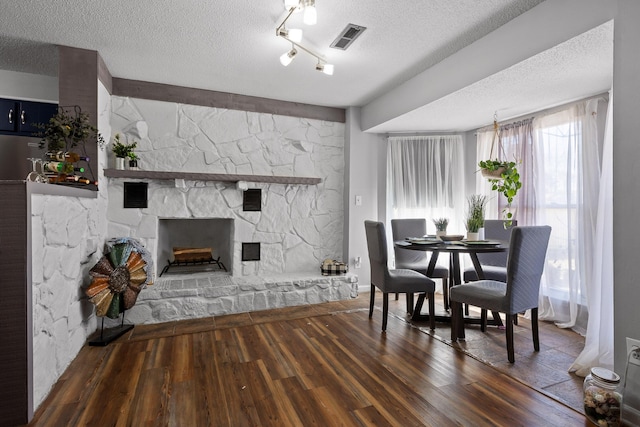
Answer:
[104, 96, 357, 324]
[157, 218, 233, 276]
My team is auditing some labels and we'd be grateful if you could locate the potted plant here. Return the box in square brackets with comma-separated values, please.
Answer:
[37, 105, 104, 182]
[111, 133, 138, 170]
[432, 218, 449, 239]
[478, 159, 521, 225]
[127, 151, 139, 170]
[465, 194, 487, 241]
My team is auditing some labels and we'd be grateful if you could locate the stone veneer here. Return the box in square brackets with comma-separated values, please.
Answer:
[106, 96, 356, 323]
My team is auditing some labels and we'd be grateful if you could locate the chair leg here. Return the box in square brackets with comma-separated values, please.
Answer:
[506, 313, 515, 363]
[450, 301, 459, 342]
[480, 309, 487, 332]
[395, 292, 399, 300]
[531, 307, 540, 351]
[513, 313, 518, 325]
[451, 301, 465, 341]
[382, 293, 389, 331]
[369, 285, 375, 318]
[406, 292, 414, 314]
[428, 292, 435, 330]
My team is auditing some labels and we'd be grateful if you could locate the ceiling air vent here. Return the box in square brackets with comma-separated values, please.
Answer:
[330, 24, 366, 50]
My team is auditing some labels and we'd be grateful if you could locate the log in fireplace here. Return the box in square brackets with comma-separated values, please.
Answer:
[160, 247, 227, 276]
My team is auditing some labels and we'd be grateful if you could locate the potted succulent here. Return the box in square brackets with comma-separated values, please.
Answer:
[432, 218, 449, 239]
[478, 159, 521, 226]
[111, 133, 138, 170]
[465, 194, 487, 241]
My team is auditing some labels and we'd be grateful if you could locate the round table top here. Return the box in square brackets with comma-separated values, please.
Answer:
[394, 240, 508, 253]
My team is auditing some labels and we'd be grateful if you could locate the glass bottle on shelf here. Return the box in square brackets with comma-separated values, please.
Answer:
[46, 151, 90, 162]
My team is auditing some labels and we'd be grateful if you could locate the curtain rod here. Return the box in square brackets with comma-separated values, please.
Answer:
[475, 91, 610, 134]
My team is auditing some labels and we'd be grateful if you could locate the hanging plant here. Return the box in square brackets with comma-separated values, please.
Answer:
[478, 114, 522, 225]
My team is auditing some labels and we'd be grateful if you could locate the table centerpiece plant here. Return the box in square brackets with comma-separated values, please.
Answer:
[465, 194, 487, 241]
[432, 218, 449, 239]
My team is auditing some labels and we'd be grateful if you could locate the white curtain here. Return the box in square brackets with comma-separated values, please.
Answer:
[569, 92, 614, 375]
[387, 135, 466, 235]
[476, 97, 613, 374]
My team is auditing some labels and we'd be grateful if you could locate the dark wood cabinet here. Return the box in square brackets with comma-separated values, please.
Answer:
[0, 98, 58, 136]
[0, 98, 18, 132]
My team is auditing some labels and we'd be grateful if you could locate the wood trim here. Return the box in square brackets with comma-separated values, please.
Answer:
[0, 182, 30, 424]
[97, 53, 113, 95]
[104, 168, 322, 185]
[112, 78, 346, 123]
[57, 46, 99, 189]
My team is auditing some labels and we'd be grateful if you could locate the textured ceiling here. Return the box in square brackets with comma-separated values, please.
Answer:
[0, 0, 612, 132]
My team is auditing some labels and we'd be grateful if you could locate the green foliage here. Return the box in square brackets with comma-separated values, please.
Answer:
[111, 133, 138, 158]
[478, 159, 522, 225]
[38, 106, 105, 152]
[465, 194, 487, 233]
[432, 217, 449, 232]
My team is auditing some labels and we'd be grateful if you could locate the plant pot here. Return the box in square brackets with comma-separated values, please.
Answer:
[115, 157, 125, 170]
[467, 232, 479, 241]
[436, 230, 447, 240]
[481, 166, 506, 179]
[128, 159, 138, 170]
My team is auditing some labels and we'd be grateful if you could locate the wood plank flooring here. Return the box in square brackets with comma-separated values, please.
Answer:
[26, 293, 588, 427]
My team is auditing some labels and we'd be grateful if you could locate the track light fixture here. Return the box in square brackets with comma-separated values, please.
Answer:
[277, 28, 303, 43]
[280, 47, 297, 66]
[275, 0, 333, 75]
[315, 62, 333, 75]
[302, 0, 317, 25]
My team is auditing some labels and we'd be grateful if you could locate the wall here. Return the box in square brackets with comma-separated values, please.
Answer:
[0, 69, 58, 102]
[613, 0, 640, 378]
[345, 107, 386, 290]
[107, 96, 346, 277]
[29, 80, 110, 408]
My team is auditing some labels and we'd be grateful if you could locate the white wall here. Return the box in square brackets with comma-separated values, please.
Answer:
[30, 80, 110, 409]
[345, 107, 386, 290]
[613, 0, 640, 378]
[0, 69, 58, 102]
[108, 96, 346, 277]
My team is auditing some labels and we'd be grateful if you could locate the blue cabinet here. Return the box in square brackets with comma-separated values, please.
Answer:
[0, 98, 58, 136]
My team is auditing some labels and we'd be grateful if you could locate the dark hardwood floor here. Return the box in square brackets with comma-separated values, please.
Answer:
[26, 292, 588, 426]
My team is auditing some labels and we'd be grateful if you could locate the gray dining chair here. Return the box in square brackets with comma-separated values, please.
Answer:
[450, 225, 551, 363]
[365, 220, 436, 331]
[463, 219, 516, 283]
[391, 218, 449, 311]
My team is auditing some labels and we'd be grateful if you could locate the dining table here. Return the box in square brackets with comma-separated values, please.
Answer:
[394, 237, 509, 326]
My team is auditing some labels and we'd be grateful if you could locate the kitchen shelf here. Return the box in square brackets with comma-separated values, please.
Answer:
[103, 169, 322, 185]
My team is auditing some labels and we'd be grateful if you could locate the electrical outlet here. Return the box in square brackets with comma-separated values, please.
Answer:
[354, 256, 361, 269]
[627, 337, 640, 366]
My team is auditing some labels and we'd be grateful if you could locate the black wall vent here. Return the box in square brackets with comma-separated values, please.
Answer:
[243, 188, 262, 211]
[123, 182, 148, 208]
[242, 243, 260, 261]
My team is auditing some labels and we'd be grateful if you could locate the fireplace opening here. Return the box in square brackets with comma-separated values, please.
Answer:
[157, 218, 233, 276]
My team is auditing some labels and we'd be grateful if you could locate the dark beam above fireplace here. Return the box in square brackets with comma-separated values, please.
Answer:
[104, 169, 322, 185]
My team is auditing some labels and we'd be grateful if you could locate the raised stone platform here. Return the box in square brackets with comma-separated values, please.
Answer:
[119, 272, 359, 325]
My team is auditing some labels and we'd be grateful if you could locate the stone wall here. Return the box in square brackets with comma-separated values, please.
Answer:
[127, 273, 357, 324]
[30, 81, 111, 409]
[105, 96, 353, 323]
